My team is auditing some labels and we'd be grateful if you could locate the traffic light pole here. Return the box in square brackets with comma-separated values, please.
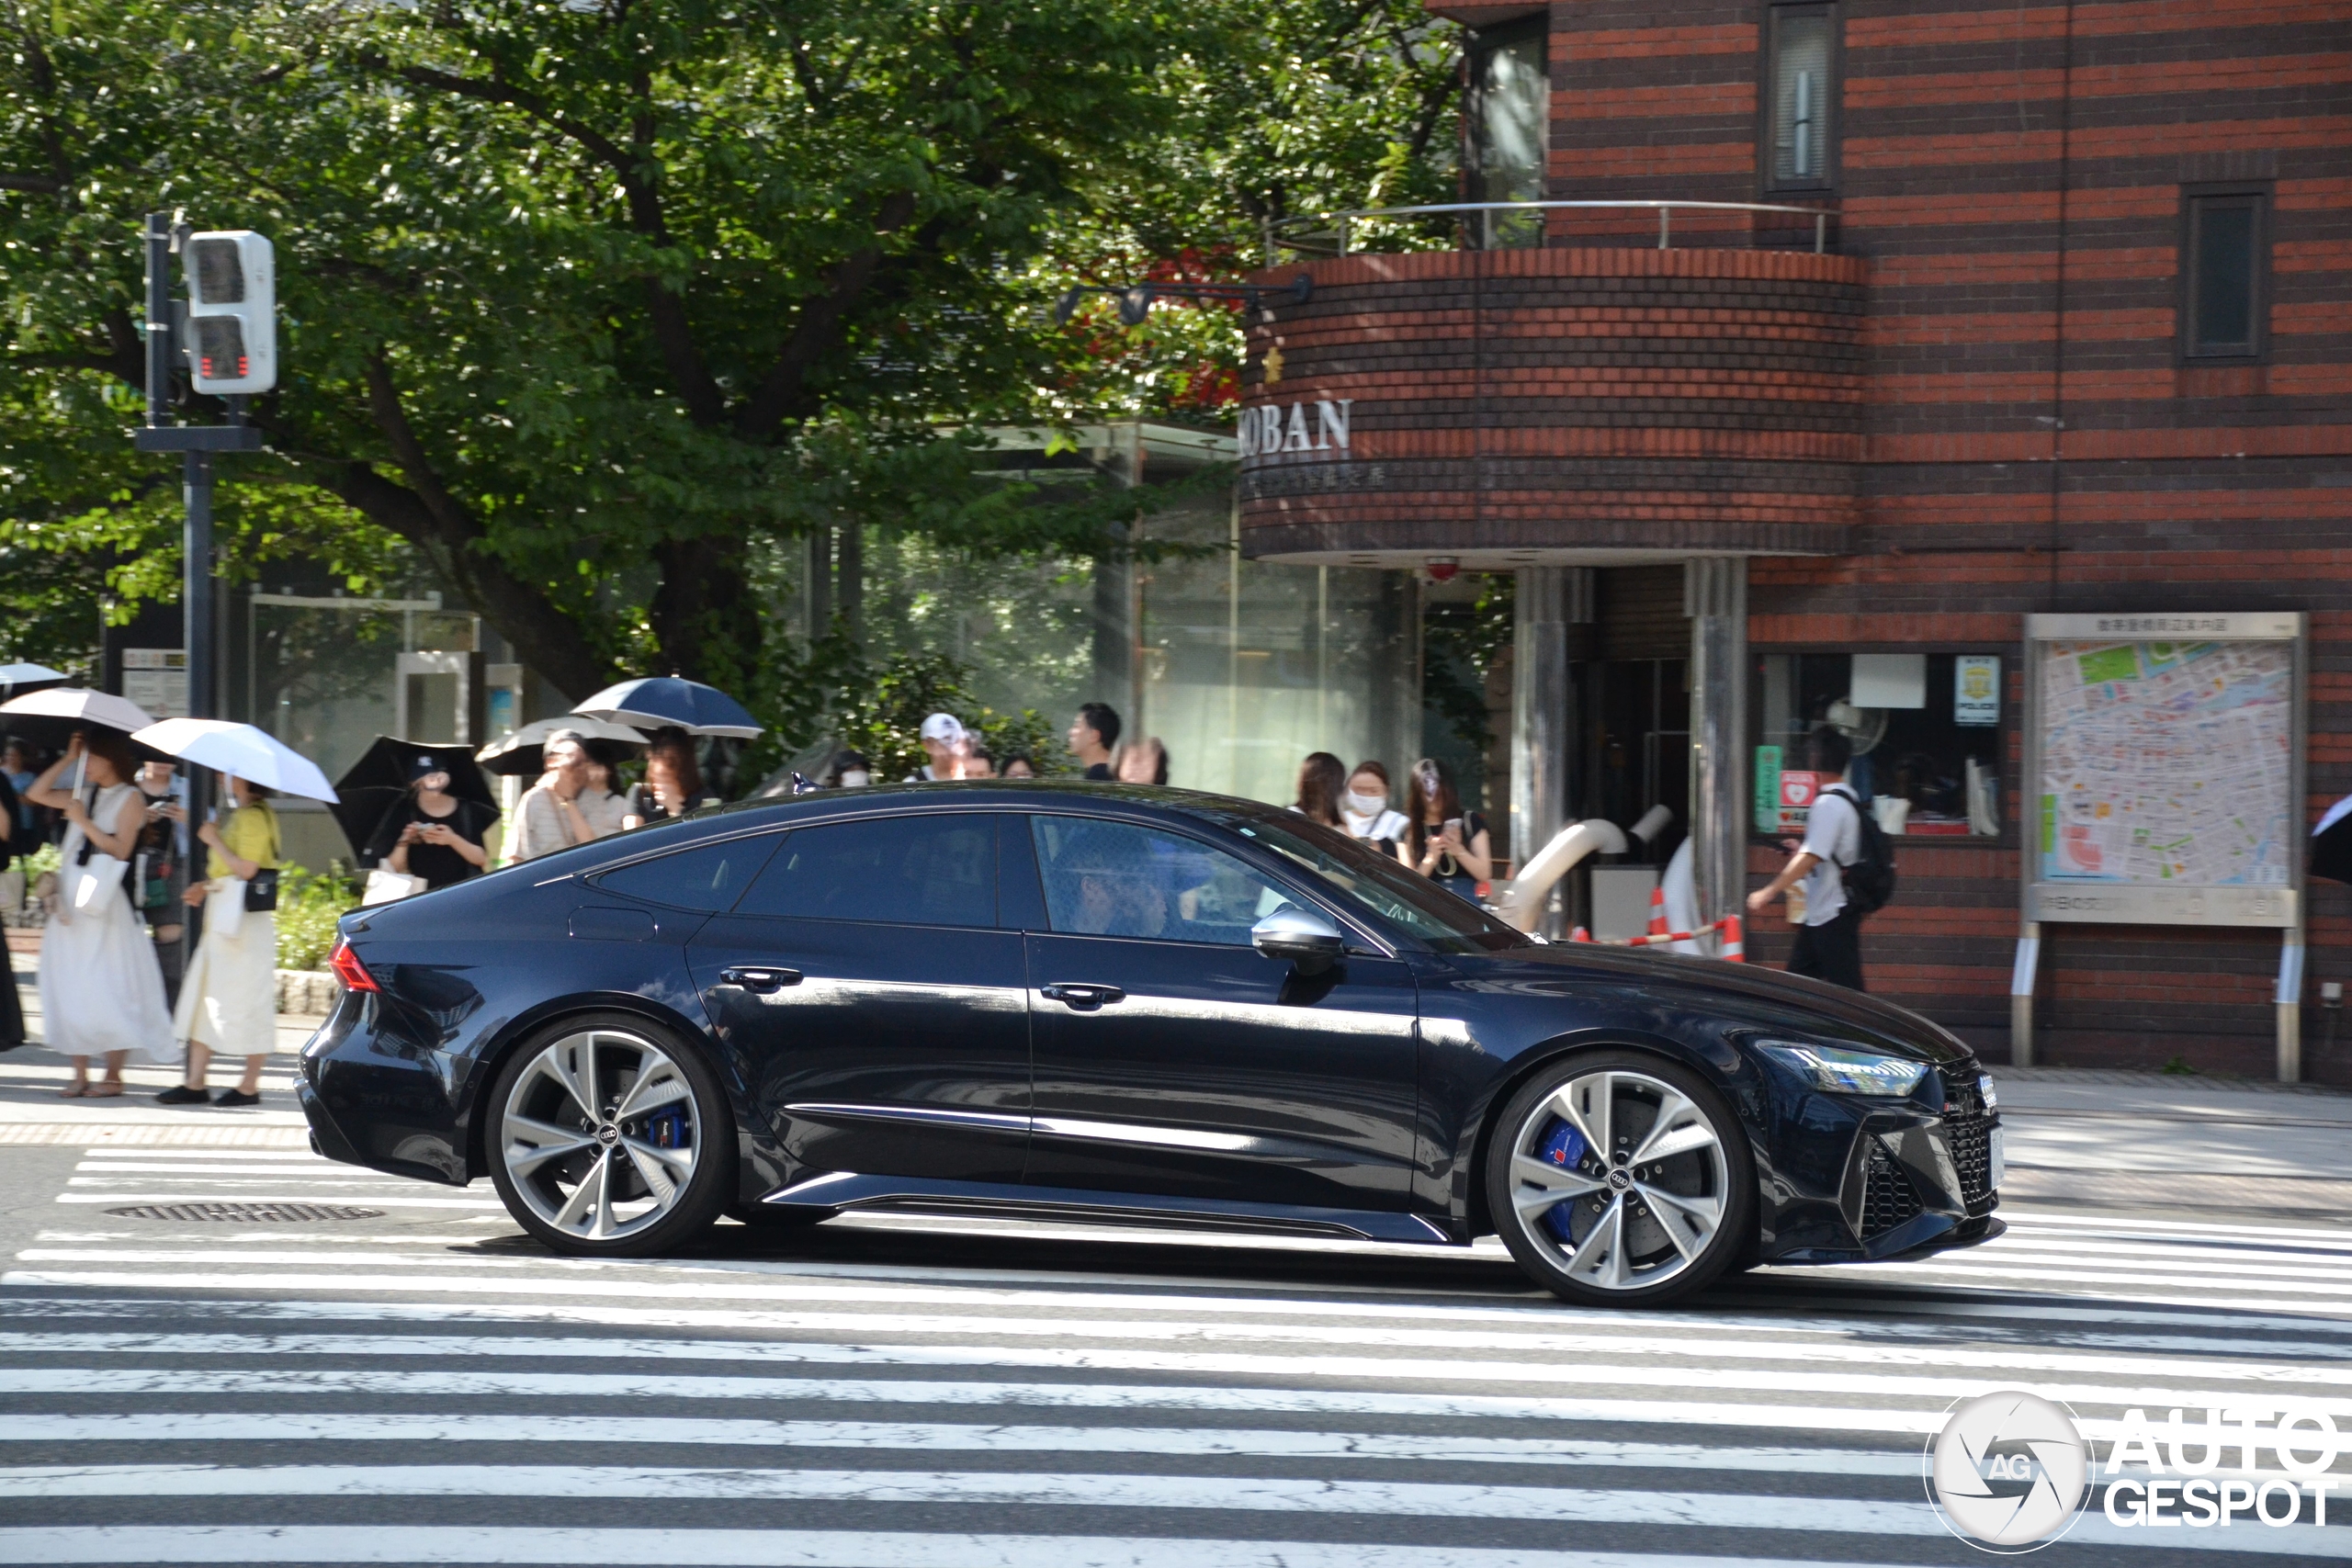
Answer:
[137, 209, 259, 944]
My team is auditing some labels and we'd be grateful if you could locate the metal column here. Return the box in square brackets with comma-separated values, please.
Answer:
[1511, 567, 1575, 933]
[1686, 558, 1748, 949]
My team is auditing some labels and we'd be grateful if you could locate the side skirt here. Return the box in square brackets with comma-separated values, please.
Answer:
[761, 1170, 1458, 1247]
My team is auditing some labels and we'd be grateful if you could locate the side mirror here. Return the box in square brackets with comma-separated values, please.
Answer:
[1251, 905, 1346, 974]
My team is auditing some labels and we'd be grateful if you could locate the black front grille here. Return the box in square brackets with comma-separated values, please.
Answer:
[1945, 1112, 1996, 1214]
[1860, 1140, 1922, 1239]
[1938, 1063, 1985, 1116]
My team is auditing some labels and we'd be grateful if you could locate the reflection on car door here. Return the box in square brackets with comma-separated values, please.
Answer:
[1017, 813, 1419, 1212]
[686, 811, 1031, 1182]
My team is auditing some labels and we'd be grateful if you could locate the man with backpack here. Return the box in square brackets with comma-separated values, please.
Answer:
[1747, 728, 1894, 992]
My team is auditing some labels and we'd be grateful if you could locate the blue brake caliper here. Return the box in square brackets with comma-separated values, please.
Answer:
[646, 1106, 690, 1149]
[1536, 1119, 1588, 1245]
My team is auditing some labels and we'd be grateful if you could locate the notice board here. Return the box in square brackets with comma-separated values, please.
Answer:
[2024, 612, 2304, 929]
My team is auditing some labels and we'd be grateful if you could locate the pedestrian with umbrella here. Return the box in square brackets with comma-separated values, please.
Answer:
[130, 720, 335, 1108]
[620, 728, 717, 829]
[22, 726, 171, 1096]
[331, 737, 499, 893]
[364, 754, 497, 893]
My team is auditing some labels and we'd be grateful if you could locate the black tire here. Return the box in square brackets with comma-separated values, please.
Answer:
[485, 1010, 735, 1258]
[1485, 1048, 1754, 1308]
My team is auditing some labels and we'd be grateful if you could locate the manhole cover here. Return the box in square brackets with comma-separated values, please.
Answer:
[105, 1202, 384, 1224]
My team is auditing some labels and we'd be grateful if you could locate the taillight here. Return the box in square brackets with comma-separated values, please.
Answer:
[329, 939, 379, 993]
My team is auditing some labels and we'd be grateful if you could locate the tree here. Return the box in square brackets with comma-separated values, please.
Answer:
[0, 0, 1457, 694]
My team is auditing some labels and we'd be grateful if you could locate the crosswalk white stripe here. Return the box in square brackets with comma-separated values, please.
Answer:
[2, 1463, 2344, 1556]
[43, 1197, 505, 1210]
[7, 1270, 2343, 1386]
[62, 1178, 461, 1190]
[0, 1463, 1958, 1531]
[76, 1151, 334, 1163]
[0, 1362, 1952, 1434]
[0, 1327, 2340, 1417]
[0, 1529, 1935, 1568]
[2003, 1212, 2352, 1247]
[70, 1163, 355, 1176]
[0, 1412, 1917, 1472]
[24, 1262, 2352, 1320]
[21, 1283, 2352, 1357]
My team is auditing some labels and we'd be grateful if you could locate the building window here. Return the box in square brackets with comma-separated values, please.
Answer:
[2182, 189, 2267, 359]
[1763, 5, 1836, 192]
[1752, 652, 2003, 838]
[1467, 18, 1547, 249]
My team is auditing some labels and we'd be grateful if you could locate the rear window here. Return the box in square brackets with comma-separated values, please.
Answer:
[594, 833, 780, 911]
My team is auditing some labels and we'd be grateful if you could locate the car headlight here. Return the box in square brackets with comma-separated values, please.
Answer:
[1755, 1040, 1930, 1097]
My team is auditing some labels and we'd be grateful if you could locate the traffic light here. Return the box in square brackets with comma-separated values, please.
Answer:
[182, 231, 276, 394]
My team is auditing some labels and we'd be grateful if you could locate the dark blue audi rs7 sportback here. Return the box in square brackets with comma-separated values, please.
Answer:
[299, 781, 2002, 1306]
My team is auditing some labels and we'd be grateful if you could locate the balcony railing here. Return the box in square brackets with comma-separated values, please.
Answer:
[1275, 199, 1838, 258]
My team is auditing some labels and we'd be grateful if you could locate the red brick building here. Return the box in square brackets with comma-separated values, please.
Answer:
[1238, 1, 2352, 1077]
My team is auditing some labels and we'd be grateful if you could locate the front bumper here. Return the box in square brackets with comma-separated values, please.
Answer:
[1761, 1061, 2003, 1266]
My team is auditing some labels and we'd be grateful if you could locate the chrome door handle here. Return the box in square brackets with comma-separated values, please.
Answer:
[1040, 982, 1125, 1010]
[719, 966, 801, 993]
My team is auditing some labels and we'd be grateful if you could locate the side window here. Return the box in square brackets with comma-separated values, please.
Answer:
[1764, 4, 1836, 193]
[736, 814, 997, 928]
[594, 833, 779, 911]
[1031, 816, 1298, 946]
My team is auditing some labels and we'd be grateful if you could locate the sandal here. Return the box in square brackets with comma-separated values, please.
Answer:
[84, 1079, 125, 1100]
[58, 1082, 87, 1099]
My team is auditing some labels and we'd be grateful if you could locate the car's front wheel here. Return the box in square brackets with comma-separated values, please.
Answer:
[486, 1012, 734, 1257]
[1486, 1050, 1753, 1307]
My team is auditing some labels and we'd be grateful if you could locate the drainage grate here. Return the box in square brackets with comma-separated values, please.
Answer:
[106, 1202, 384, 1224]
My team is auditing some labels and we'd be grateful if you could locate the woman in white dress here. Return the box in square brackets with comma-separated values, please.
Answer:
[155, 775, 281, 1108]
[26, 730, 173, 1096]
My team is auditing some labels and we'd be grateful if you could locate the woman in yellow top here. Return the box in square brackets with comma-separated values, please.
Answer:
[155, 776, 281, 1108]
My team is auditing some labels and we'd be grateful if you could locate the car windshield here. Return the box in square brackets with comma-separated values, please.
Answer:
[1197, 809, 1530, 953]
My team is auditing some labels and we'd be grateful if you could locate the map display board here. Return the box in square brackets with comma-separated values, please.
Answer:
[2025, 613, 2303, 928]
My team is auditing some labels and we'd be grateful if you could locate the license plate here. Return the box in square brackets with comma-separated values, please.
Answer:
[1989, 1123, 2005, 1190]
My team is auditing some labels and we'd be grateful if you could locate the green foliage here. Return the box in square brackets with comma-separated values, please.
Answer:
[274, 862, 362, 973]
[1423, 574, 1515, 754]
[0, 0, 1458, 700]
[749, 628, 1066, 785]
[17, 840, 61, 885]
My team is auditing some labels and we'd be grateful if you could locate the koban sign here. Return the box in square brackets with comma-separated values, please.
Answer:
[1238, 399, 1353, 460]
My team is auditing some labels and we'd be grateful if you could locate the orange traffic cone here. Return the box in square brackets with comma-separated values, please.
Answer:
[1646, 884, 1668, 939]
[1720, 914, 1745, 962]
[1570, 925, 1591, 943]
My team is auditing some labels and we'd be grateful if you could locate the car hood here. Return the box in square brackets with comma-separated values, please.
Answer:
[1443, 941, 1974, 1065]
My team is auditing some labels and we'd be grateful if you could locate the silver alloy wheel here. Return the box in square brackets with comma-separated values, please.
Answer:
[1507, 1066, 1729, 1292]
[500, 1026, 699, 1241]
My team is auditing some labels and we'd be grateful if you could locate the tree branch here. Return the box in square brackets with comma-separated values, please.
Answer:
[732, 190, 920, 442]
[345, 355, 611, 697]
[0, 174, 61, 193]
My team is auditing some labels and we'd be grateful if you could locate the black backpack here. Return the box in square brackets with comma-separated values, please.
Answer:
[1822, 785, 1896, 917]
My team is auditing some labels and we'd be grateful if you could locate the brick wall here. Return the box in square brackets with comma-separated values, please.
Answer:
[1538, 0, 2352, 1073]
[1238, 247, 1869, 562]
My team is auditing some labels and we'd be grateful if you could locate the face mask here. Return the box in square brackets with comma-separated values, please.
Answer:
[1344, 790, 1387, 817]
[838, 770, 871, 788]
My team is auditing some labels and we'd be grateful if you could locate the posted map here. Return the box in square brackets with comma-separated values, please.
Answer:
[2040, 639, 2293, 886]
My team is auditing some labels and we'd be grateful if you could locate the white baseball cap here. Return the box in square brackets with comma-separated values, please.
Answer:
[919, 712, 966, 743]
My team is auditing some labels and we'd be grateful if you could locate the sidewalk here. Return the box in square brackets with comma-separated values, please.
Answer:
[1990, 1065, 2352, 1219]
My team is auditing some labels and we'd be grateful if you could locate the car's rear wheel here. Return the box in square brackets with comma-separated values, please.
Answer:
[1486, 1050, 1753, 1307]
[487, 1012, 733, 1257]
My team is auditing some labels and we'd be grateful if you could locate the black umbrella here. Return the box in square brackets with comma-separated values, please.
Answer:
[475, 716, 649, 778]
[331, 737, 497, 861]
[2312, 795, 2352, 885]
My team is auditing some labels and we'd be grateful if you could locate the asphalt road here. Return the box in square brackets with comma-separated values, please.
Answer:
[0, 1047, 2347, 1566]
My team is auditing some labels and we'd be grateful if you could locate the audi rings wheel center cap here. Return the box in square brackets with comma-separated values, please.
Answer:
[595, 1123, 620, 1146]
[1607, 1168, 1633, 1191]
